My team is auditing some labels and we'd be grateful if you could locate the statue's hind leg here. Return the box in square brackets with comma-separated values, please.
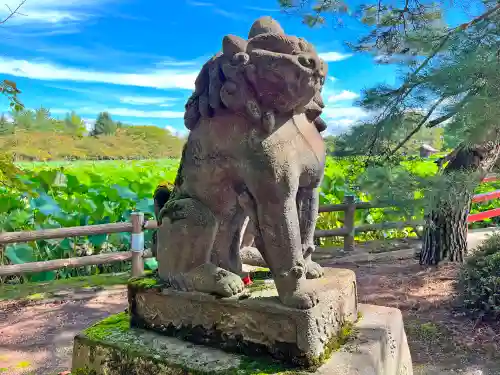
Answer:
[156, 198, 244, 297]
[210, 207, 246, 277]
[297, 187, 324, 279]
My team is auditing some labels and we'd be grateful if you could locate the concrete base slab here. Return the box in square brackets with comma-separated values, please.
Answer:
[128, 268, 358, 367]
[71, 304, 413, 375]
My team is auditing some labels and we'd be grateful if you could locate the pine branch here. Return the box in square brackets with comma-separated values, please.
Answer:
[366, 35, 450, 156]
[455, 3, 500, 31]
[367, 4, 499, 156]
[0, 0, 26, 25]
[387, 96, 446, 157]
[426, 89, 477, 128]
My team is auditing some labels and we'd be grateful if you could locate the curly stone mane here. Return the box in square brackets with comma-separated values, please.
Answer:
[184, 17, 328, 134]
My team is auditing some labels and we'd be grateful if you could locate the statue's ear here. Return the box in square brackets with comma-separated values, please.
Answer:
[222, 35, 247, 58]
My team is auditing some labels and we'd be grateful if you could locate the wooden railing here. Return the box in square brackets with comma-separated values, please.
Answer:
[0, 197, 420, 278]
[1, 176, 500, 279]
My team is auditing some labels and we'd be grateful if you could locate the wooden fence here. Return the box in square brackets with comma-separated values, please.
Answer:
[1, 176, 500, 279]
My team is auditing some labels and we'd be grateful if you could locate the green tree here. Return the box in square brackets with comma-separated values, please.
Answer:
[0, 1, 29, 190]
[280, 0, 500, 264]
[323, 135, 336, 155]
[64, 111, 86, 137]
[0, 80, 23, 113]
[356, 6, 499, 265]
[0, 114, 13, 135]
[121, 125, 185, 158]
[92, 112, 117, 136]
[334, 111, 444, 157]
[11, 108, 34, 130]
[32, 107, 53, 131]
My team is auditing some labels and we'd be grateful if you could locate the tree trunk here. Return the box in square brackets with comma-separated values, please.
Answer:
[420, 142, 500, 265]
[420, 187, 471, 264]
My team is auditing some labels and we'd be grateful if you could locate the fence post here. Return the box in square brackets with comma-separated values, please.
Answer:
[343, 195, 356, 252]
[130, 212, 145, 277]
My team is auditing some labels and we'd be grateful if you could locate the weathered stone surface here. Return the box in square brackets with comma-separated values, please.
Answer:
[320, 304, 413, 375]
[152, 15, 330, 310]
[71, 304, 412, 375]
[128, 268, 357, 367]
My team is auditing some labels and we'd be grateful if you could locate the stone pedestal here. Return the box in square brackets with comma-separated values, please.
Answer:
[71, 266, 414, 374]
[72, 304, 413, 375]
[128, 268, 358, 367]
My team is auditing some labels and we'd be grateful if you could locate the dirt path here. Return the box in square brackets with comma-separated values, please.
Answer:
[327, 258, 500, 375]
[2, 245, 500, 374]
[0, 287, 128, 375]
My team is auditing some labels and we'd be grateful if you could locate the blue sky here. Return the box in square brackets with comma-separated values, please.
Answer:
[0, 0, 477, 135]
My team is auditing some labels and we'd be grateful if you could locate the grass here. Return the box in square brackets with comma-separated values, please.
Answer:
[0, 273, 130, 301]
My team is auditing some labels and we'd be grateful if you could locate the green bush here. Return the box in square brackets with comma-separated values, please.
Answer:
[458, 233, 500, 319]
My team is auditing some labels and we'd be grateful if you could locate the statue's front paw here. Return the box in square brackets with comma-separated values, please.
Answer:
[212, 268, 245, 297]
[281, 290, 320, 310]
[305, 259, 324, 279]
[187, 263, 244, 298]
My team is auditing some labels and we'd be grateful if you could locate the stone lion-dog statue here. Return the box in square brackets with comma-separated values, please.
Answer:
[155, 16, 328, 309]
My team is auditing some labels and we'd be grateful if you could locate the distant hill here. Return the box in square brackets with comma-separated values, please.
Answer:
[0, 126, 185, 161]
[0, 109, 186, 161]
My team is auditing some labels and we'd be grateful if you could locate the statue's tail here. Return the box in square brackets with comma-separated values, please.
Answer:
[153, 184, 172, 222]
[151, 184, 172, 258]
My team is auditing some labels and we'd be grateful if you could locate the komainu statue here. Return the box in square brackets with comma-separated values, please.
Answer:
[155, 16, 328, 309]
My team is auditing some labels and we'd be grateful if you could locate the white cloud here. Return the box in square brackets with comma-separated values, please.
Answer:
[156, 58, 203, 68]
[213, 8, 244, 20]
[15, 10, 81, 24]
[51, 107, 185, 119]
[328, 76, 337, 82]
[244, 6, 280, 12]
[323, 106, 367, 121]
[82, 118, 95, 132]
[0, 57, 198, 90]
[324, 119, 357, 136]
[327, 90, 359, 103]
[186, 1, 214, 6]
[165, 124, 189, 137]
[0, 0, 115, 25]
[185, 1, 245, 20]
[319, 52, 352, 62]
[322, 106, 368, 135]
[2, 114, 14, 123]
[119, 96, 178, 106]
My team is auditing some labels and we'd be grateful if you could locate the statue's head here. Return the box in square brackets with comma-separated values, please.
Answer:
[245, 17, 327, 113]
[184, 16, 328, 133]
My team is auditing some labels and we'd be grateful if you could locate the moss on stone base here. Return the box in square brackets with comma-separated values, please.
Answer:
[128, 277, 358, 369]
[244, 279, 275, 293]
[306, 319, 358, 369]
[249, 268, 273, 281]
[128, 276, 159, 290]
[75, 312, 360, 375]
[84, 312, 130, 341]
